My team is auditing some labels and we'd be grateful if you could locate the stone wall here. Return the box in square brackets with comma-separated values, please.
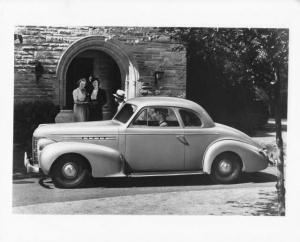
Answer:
[14, 26, 186, 105]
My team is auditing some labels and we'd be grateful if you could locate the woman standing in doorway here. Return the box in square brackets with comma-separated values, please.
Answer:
[89, 78, 106, 121]
[73, 78, 89, 122]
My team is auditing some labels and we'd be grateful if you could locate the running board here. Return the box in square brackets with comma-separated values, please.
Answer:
[129, 170, 205, 177]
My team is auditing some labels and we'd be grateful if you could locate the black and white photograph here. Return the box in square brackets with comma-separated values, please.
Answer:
[13, 25, 287, 215]
[1, 0, 300, 242]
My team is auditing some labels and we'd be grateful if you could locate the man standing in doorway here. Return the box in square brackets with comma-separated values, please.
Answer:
[113, 89, 126, 112]
[85, 74, 94, 97]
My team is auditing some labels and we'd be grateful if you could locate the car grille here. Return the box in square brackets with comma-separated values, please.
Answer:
[32, 137, 38, 164]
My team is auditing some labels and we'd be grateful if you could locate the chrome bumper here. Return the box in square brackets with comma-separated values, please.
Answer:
[24, 152, 40, 173]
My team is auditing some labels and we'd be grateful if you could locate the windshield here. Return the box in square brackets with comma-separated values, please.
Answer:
[113, 103, 137, 123]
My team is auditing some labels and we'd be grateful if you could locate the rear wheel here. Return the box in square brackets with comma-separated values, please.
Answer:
[210, 153, 242, 184]
[51, 154, 90, 188]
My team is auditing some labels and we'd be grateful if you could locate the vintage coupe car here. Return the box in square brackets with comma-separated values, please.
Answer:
[24, 97, 269, 188]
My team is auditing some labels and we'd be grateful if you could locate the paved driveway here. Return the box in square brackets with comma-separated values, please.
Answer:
[13, 166, 278, 215]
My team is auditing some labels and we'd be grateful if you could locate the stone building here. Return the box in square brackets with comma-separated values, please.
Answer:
[14, 26, 186, 121]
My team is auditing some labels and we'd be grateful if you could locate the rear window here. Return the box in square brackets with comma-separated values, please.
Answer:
[179, 109, 202, 127]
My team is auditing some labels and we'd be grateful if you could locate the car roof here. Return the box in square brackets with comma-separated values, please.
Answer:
[127, 96, 197, 108]
[126, 96, 215, 127]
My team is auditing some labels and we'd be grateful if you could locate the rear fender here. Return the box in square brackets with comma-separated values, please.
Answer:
[40, 142, 124, 177]
[203, 139, 268, 174]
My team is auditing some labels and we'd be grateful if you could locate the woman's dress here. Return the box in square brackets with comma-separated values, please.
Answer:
[73, 88, 88, 122]
[89, 88, 106, 121]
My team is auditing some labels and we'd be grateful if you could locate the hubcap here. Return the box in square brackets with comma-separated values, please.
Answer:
[62, 162, 78, 179]
[218, 159, 232, 175]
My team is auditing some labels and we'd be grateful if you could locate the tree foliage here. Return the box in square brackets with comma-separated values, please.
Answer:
[159, 27, 288, 133]
[160, 27, 288, 215]
[161, 27, 288, 92]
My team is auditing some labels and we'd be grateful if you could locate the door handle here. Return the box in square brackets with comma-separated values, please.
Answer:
[176, 135, 189, 145]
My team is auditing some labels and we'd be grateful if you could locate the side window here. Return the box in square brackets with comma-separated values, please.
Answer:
[114, 104, 137, 123]
[179, 109, 202, 127]
[131, 109, 147, 126]
[164, 108, 179, 127]
[131, 107, 179, 127]
[148, 107, 179, 127]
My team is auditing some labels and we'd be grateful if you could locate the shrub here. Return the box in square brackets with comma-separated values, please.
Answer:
[13, 101, 60, 152]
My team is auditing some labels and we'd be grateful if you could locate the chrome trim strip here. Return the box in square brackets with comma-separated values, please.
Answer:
[130, 170, 205, 177]
[122, 133, 215, 135]
[54, 136, 117, 141]
[81, 136, 117, 140]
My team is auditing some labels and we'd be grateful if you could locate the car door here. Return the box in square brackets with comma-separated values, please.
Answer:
[125, 106, 185, 172]
[178, 108, 219, 171]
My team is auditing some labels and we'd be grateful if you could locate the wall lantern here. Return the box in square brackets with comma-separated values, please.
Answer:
[154, 71, 164, 85]
[35, 61, 44, 84]
[14, 34, 23, 44]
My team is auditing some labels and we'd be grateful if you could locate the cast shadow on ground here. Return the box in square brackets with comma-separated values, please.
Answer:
[38, 177, 54, 189]
[36, 171, 277, 189]
[226, 190, 280, 216]
[251, 191, 280, 216]
[84, 170, 277, 189]
[13, 176, 54, 189]
[13, 180, 35, 184]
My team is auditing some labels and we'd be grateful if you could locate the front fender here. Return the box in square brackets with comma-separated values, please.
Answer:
[40, 142, 124, 177]
[202, 139, 268, 174]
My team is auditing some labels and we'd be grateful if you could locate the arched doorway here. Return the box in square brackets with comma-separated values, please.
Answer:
[65, 50, 122, 113]
[56, 36, 139, 121]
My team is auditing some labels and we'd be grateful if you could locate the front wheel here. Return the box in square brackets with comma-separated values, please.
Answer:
[51, 154, 90, 188]
[210, 153, 242, 184]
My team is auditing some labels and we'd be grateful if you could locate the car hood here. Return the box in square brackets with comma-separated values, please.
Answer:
[214, 123, 261, 148]
[33, 120, 121, 138]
